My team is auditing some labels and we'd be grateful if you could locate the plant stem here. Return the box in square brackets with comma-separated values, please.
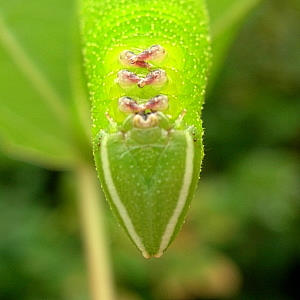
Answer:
[76, 164, 115, 300]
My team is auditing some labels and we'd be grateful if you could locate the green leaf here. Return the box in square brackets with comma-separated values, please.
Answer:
[0, 0, 90, 169]
[207, 0, 263, 86]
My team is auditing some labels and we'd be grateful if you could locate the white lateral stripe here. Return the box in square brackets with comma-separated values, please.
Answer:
[156, 132, 194, 256]
[101, 135, 149, 258]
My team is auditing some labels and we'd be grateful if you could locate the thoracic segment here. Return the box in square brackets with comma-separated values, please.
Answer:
[116, 45, 170, 128]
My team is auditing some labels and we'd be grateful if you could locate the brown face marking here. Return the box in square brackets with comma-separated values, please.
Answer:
[118, 97, 142, 113]
[117, 45, 168, 129]
[137, 69, 167, 88]
[117, 69, 167, 89]
[133, 60, 151, 69]
[119, 94, 169, 114]
[144, 95, 169, 111]
[119, 50, 151, 69]
[135, 45, 166, 62]
[117, 70, 140, 87]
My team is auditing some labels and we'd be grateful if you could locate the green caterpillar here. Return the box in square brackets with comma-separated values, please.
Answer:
[81, 0, 211, 258]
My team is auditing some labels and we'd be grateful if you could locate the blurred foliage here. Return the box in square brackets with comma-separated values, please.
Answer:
[207, 0, 262, 88]
[0, 0, 300, 299]
[0, 152, 89, 300]
[0, 0, 90, 168]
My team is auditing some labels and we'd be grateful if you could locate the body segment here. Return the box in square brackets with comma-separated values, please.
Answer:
[98, 119, 202, 257]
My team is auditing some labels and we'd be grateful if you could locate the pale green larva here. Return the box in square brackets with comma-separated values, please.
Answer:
[81, 0, 211, 258]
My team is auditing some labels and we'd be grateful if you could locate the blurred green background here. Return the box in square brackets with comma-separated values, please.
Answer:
[0, 0, 299, 299]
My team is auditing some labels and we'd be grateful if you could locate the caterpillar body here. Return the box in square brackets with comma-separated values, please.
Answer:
[82, 0, 211, 258]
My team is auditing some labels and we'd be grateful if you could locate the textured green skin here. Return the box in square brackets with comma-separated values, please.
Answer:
[97, 117, 203, 256]
[81, 0, 211, 256]
[82, 0, 211, 135]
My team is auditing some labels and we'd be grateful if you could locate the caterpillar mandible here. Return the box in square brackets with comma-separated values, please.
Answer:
[81, 0, 211, 258]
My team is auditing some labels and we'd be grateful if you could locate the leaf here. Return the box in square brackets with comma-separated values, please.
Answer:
[0, 0, 90, 169]
[207, 0, 263, 87]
